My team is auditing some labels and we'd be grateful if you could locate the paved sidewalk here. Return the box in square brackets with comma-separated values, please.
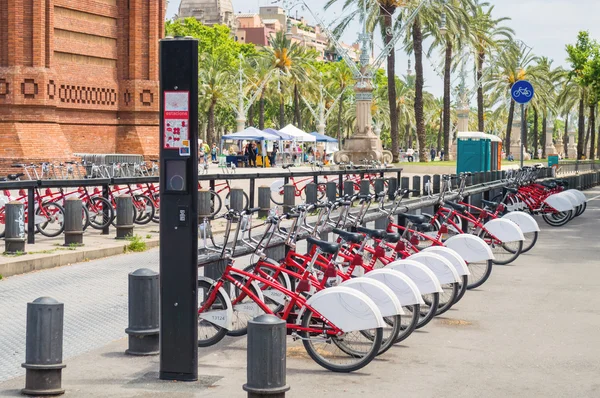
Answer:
[1, 190, 599, 397]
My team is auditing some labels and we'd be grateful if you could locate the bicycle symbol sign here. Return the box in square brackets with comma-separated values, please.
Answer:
[511, 80, 534, 104]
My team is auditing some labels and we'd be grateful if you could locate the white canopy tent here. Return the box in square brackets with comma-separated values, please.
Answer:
[279, 124, 317, 142]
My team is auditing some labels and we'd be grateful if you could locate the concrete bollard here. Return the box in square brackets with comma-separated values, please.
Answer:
[63, 197, 83, 246]
[401, 177, 410, 198]
[115, 195, 134, 239]
[22, 297, 65, 396]
[243, 315, 289, 398]
[412, 176, 421, 197]
[283, 185, 295, 214]
[258, 186, 271, 218]
[5, 201, 26, 253]
[343, 180, 355, 197]
[387, 177, 398, 201]
[229, 188, 244, 212]
[359, 180, 370, 196]
[325, 181, 337, 202]
[125, 268, 159, 356]
[198, 190, 214, 219]
[305, 183, 318, 204]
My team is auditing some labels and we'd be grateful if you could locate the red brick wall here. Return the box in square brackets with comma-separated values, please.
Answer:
[0, 0, 165, 178]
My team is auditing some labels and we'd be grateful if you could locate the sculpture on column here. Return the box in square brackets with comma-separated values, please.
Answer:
[567, 126, 577, 159]
[544, 115, 557, 156]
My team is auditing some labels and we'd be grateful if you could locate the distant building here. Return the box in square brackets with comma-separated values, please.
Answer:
[178, 0, 236, 32]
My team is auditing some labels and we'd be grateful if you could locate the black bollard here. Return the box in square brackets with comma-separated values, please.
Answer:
[305, 183, 318, 204]
[422, 175, 431, 196]
[64, 197, 83, 246]
[115, 195, 134, 239]
[258, 186, 271, 218]
[343, 180, 354, 197]
[230, 188, 245, 212]
[412, 176, 421, 197]
[198, 190, 214, 219]
[22, 297, 65, 396]
[359, 180, 370, 196]
[125, 268, 159, 356]
[387, 177, 398, 201]
[283, 185, 295, 214]
[401, 177, 410, 198]
[325, 181, 337, 202]
[433, 175, 441, 194]
[5, 201, 26, 253]
[243, 315, 289, 398]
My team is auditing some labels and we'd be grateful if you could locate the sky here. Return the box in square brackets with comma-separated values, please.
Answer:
[166, 0, 600, 98]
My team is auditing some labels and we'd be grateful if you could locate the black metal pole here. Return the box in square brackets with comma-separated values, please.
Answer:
[520, 103, 525, 169]
[159, 37, 199, 382]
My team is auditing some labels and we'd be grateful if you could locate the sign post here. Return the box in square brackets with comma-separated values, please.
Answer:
[158, 37, 199, 381]
[511, 80, 534, 168]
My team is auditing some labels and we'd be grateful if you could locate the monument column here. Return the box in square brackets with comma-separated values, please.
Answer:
[567, 127, 577, 159]
[509, 110, 522, 159]
[545, 117, 557, 156]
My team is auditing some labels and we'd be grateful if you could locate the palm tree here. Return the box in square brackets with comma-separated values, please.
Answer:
[199, 53, 235, 145]
[262, 31, 315, 129]
[327, 62, 354, 143]
[485, 41, 543, 152]
[468, 3, 514, 132]
[425, 0, 474, 160]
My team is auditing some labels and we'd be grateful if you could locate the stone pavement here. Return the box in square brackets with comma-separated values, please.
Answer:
[1, 190, 598, 397]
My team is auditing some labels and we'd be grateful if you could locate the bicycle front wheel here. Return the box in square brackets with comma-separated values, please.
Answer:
[520, 231, 539, 254]
[225, 190, 249, 211]
[133, 194, 155, 225]
[416, 292, 438, 329]
[35, 202, 65, 238]
[197, 279, 229, 347]
[300, 308, 382, 373]
[226, 275, 265, 337]
[360, 315, 402, 356]
[394, 304, 419, 344]
[87, 197, 113, 230]
[480, 228, 522, 265]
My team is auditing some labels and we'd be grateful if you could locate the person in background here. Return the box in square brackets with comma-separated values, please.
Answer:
[249, 142, 257, 167]
[430, 147, 436, 162]
[271, 142, 278, 167]
[537, 147, 543, 159]
[507, 153, 515, 161]
[406, 147, 414, 162]
[440, 150, 445, 161]
[198, 139, 206, 164]
[211, 143, 218, 162]
[322, 149, 327, 164]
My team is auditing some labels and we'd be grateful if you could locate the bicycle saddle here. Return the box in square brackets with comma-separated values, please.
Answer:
[540, 181, 557, 189]
[332, 228, 363, 244]
[307, 237, 339, 254]
[11, 164, 25, 168]
[7, 173, 24, 180]
[398, 213, 428, 225]
[444, 201, 467, 213]
[355, 226, 386, 239]
[282, 164, 294, 169]
[506, 187, 519, 194]
[481, 199, 500, 210]
[413, 223, 433, 233]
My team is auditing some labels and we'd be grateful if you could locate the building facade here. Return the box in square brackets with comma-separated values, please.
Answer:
[0, 0, 166, 173]
[178, 0, 236, 31]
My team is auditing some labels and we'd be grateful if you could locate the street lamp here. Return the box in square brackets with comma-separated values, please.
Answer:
[439, 0, 448, 36]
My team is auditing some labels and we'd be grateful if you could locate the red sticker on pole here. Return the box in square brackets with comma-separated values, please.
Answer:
[164, 91, 190, 150]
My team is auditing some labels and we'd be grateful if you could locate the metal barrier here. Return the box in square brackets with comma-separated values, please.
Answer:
[556, 160, 597, 176]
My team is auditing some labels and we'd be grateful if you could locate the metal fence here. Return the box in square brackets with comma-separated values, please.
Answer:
[556, 160, 598, 176]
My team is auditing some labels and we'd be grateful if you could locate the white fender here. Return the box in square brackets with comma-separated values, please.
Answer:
[502, 211, 540, 233]
[544, 193, 574, 212]
[270, 179, 285, 193]
[303, 286, 385, 332]
[408, 252, 461, 284]
[342, 278, 404, 317]
[364, 269, 425, 306]
[444, 234, 494, 262]
[385, 259, 443, 294]
[198, 276, 234, 330]
[559, 191, 581, 208]
[566, 189, 587, 204]
[423, 246, 470, 276]
[483, 218, 525, 242]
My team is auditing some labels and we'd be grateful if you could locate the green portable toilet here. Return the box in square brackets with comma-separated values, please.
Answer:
[456, 132, 489, 174]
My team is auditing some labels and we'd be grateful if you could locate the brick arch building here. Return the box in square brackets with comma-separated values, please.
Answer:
[0, 0, 166, 174]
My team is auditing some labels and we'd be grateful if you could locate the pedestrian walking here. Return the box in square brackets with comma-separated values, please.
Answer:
[406, 147, 414, 162]
[211, 144, 218, 162]
[430, 148, 436, 162]
[198, 139, 206, 164]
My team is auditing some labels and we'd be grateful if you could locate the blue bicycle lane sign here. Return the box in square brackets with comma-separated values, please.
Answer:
[511, 80, 534, 104]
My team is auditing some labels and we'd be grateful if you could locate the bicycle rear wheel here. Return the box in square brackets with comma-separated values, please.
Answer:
[415, 292, 439, 329]
[394, 304, 419, 344]
[542, 210, 572, 227]
[360, 315, 402, 356]
[429, 283, 458, 316]
[479, 229, 522, 265]
[226, 275, 265, 337]
[133, 194, 155, 225]
[197, 279, 229, 347]
[520, 231, 539, 254]
[300, 308, 383, 373]
[466, 260, 493, 289]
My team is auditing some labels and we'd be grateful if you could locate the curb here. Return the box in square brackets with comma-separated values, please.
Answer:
[1, 239, 160, 278]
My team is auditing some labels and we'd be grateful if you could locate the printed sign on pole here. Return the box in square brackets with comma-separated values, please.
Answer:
[164, 91, 190, 149]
